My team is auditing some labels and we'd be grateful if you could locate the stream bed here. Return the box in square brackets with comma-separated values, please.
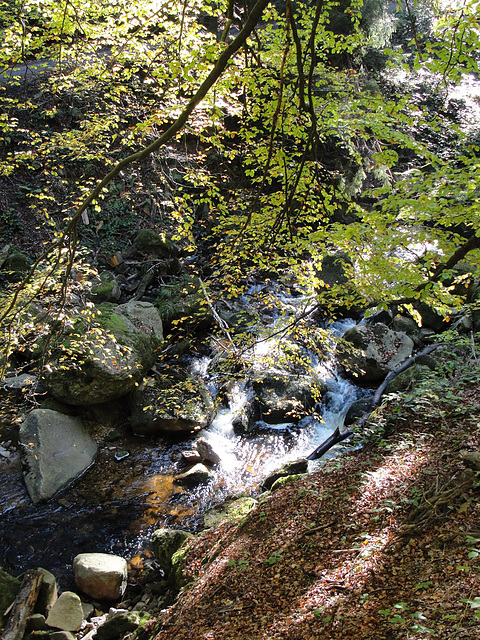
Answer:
[0, 307, 365, 591]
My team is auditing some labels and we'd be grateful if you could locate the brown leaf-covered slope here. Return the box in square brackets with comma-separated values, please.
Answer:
[151, 386, 480, 640]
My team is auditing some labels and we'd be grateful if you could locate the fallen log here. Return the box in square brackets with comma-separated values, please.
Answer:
[307, 343, 440, 460]
[3, 568, 44, 640]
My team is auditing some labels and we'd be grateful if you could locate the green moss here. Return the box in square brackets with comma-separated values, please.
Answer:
[0, 567, 20, 625]
[270, 473, 307, 493]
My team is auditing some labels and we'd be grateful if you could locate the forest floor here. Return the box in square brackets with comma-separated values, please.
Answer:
[147, 379, 480, 640]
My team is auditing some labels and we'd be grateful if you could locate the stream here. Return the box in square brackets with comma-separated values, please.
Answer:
[0, 291, 365, 591]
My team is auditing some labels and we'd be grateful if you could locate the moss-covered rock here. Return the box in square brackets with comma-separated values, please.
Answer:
[155, 275, 212, 333]
[386, 364, 431, 393]
[130, 375, 214, 434]
[270, 473, 308, 492]
[133, 230, 179, 258]
[41, 304, 161, 405]
[151, 528, 192, 576]
[204, 496, 258, 528]
[95, 611, 151, 640]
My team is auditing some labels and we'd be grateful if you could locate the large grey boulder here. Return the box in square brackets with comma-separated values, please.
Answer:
[41, 303, 162, 405]
[20, 409, 97, 504]
[130, 377, 214, 434]
[45, 591, 84, 631]
[73, 553, 128, 601]
[338, 323, 414, 383]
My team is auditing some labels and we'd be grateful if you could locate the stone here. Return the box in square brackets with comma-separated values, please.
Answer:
[73, 553, 128, 601]
[339, 323, 414, 383]
[270, 473, 307, 492]
[251, 372, 325, 425]
[386, 364, 431, 393]
[173, 463, 213, 487]
[49, 632, 77, 640]
[2, 373, 38, 392]
[181, 450, 202, 464]
[261, 459, 309, 491]
[204, 496, 257, 528]
[95, 610, 150, 640]
[195, 438, 221, 465]
[20, 409, 97, 504]
[27, 613, 49, 630]
[3, 249, 30, 282]
[133, 230, 179, 258]
[0, 567, 21, 625]
[45, 591, 84, 631]
[460, 450, 480, 470]
[130, 377, 214, 434]
[91, 272, 122, 302]
[316, 251, 352, 287]
[151, 529, 192, 575]
[116, 300, 163, 340]
[35, 567, 58, 614]
[344, 397, 373, 426]
[41, 303, 160, 405]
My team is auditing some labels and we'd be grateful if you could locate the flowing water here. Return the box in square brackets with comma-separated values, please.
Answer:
[0, 308, 364, 589]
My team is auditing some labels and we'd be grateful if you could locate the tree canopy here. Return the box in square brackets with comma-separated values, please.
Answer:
[1, 0, 480, 366]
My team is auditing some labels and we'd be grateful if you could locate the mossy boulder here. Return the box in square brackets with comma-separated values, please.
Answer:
[155, 275, 212, 333]
[3, 249, 30, 282]
[270, 473, 307, 492]
[95, 611, 151, 640]
[204, 496, 258, 528]
[151, 528, 192, 576]
[261, 458, 309, 491]
[130, 375, 214, 434]
[386, 364, 431, 393]
[133, 230, 179, 258]
[41, 303, 161, 405]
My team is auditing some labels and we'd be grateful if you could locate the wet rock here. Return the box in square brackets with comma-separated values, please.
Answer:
[251, 372, 324, 425]
[95, 610, 150, 640]
[151, 528, 192, 575]
[181, 449, 202, 463]
[73, 553, 128, 601]
[0, 567, 20, 626]
[174, 463, 213, 486]
[130, 377, 214, 434]
[195, 438, 221, 465]
[46, 591, 84, 631]
[261, 459, 309, 491]
[344, 397, 373, 426]
[20, 409, 97, 504]
[41, 303, 160, 405]
[338, 323, 414, 383]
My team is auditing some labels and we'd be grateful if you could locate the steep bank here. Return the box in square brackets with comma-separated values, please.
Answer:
[148, 376, 480, 640]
